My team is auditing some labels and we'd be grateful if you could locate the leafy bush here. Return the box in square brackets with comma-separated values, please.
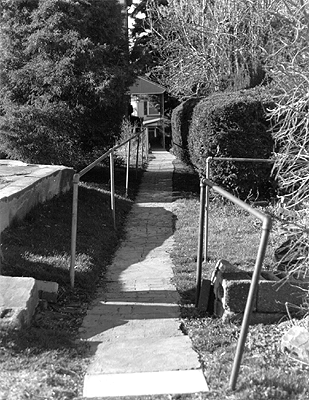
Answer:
[0, 0, 133, 169]
[171, 98, 202, 163]
[188, 88, 276, 200]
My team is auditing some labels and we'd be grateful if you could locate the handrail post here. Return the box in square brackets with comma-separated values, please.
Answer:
[70, 173, 80, 288]
[125, 139, 131, 197]
[110, 149, 116, 230]
[204, 157, 212, 269]
[146, 129, 149, 163]
[136, 133, 140, 178]
[202, 176, 273, 390]
[229, 217, 272, 390]
[67, 128, 146, 287]
[195, 179, 206, 307]
[0, 233, 2, 275]
[141, 131, 144, 167]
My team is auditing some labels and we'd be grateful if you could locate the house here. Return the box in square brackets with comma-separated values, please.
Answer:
[129, 76, 170, 149]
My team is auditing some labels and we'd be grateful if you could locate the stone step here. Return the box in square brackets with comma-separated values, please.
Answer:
[83, 369, 208, 398]
[0, 276, 58, 330]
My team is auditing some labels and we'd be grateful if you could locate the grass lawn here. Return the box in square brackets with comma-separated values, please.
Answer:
[171, 159, 309, 400]
[0, 165, 143, 400]
[1, 156, 309, 400]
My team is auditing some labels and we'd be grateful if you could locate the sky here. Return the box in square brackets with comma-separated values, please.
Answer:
[128, 0, 145, 30]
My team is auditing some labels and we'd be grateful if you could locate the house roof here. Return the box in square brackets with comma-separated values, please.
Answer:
[129, 77, 166, 95]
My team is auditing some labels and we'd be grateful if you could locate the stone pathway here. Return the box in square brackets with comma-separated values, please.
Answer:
[79, 149, 208, 398]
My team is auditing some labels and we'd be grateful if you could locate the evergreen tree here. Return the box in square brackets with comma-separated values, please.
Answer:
[129, 0, 166, 76]
[0, 0, 133, 167]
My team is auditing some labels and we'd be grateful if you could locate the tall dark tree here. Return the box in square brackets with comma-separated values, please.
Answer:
[0, 0, 133, 167]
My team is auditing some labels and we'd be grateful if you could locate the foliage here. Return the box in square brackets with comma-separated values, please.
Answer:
[257, 1, 309, 279]
[145, 0, 277, 100]
[264, 1, 309, 206]
[171, 97, 202, 163]
[0, 0, 133, 168]
[187, 88, 275, 200]
[129, 0, 167, 76]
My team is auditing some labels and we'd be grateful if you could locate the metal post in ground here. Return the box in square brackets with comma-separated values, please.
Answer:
[202, 177, 272, 390]
[125, 139, 131, 197]
[0, 234, 2, 275]
[136, 134, 140, 178]
[70, 173, 80, 288]
[204, 157, 212, 269]
[141, 131, 144, 167]
[146, 130, 149, 163]
[195, 179, 206, 307]
[110, 149, 116, 230]
[229, 219, 272, 390]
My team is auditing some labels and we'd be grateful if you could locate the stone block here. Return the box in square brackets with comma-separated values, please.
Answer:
[260, 271, 281, 281]
[257, 281, 308, 313]
[222, 271, 252, 280]
[214, 299, 224, 317]
[222, 280, 257, 313]
[222, 311, 284, 325]
[36, 279, 58, 303]
[0, 276, 39, 330]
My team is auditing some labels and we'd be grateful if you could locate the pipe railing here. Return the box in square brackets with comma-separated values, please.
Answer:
[203, 157, 274, 279]
[70, 127, 148, 288]
[197, 177, 272, 390]
[196, 157, 274, 391]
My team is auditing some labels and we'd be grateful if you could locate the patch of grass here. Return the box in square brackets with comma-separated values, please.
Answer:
[2, 155, 309, 400]
[171, 198, 276, 305]
[0, 165, 143, 400]
[171, 160, 309, 400]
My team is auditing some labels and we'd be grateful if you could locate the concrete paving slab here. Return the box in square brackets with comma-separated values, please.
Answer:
[86, 336, 201, 374]
[83, 370, 208, 398]
[80, 149, 208, 397]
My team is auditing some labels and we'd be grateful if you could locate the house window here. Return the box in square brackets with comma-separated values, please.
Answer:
[147, 100, 160, 116]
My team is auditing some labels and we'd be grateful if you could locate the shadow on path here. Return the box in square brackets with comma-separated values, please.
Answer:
[80, 151, 179, 342]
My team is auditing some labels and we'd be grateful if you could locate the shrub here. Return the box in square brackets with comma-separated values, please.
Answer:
[188, 88, 276, 200]
[171, 98, 202, 163]
[0, 0, 133, 169]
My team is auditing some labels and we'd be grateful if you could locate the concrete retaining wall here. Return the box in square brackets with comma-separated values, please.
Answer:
[0, 160, 74, 234]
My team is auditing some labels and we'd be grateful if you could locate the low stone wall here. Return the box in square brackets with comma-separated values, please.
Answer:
[0, 160, 74, 234]
[209, 260, 309, 324]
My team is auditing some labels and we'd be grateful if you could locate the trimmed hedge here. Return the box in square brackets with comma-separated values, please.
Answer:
[187, 88, 276, 200]
[171, 98, 202, 163]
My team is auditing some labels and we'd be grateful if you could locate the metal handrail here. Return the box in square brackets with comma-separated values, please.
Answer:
[196, 177, 272, 390]
[203, 157, 274, 272]
[201, 156, 274, 390]
[70, 127, 148, 288]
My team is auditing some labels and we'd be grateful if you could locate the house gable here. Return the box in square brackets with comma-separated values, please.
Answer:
[129, 77, 165, 95]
